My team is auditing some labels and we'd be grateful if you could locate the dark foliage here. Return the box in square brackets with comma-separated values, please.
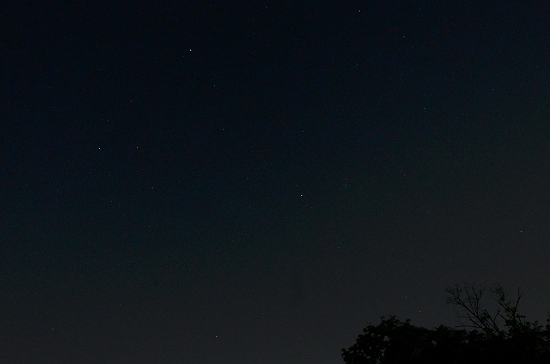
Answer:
[342, 284, 550, 363]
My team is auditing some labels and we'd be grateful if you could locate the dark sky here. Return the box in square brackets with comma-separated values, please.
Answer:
[2, 1, 549, 363]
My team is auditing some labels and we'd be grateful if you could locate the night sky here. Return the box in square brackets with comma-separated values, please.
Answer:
[2, 1, 550, 363]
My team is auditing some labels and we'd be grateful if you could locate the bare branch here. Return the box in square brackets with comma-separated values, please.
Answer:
[446, 284, 506, 336]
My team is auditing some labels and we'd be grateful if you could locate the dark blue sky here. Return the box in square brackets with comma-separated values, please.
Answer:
[2, 1, 550, 363]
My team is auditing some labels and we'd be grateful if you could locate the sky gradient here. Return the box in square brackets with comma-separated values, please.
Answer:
[2, 1, 550, 363]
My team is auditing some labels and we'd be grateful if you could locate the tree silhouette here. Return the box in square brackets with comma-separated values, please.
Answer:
[342, 284, 550, 363]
